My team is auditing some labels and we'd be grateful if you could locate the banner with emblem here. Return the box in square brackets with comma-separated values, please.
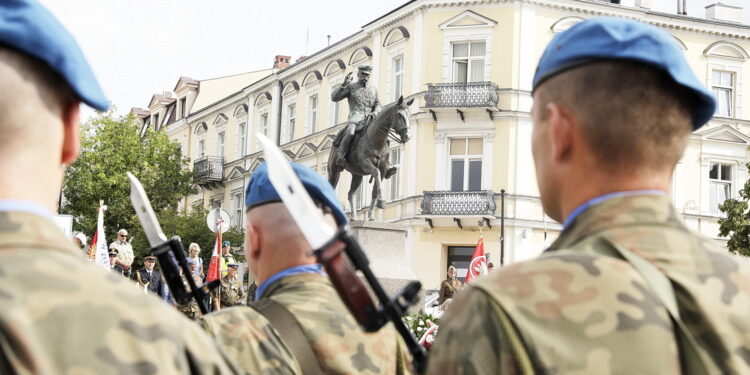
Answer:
[464, 236, 487, 284]
[206, 235, 221, 282]
[93, 203, 109, 270]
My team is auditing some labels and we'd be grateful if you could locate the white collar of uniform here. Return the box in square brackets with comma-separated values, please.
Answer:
[0, 199, 56, 222]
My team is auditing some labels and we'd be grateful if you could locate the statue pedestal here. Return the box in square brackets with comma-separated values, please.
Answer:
[350, 221, 422, 312]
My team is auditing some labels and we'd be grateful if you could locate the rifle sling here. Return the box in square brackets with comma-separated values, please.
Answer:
[252, 298, 326, 375]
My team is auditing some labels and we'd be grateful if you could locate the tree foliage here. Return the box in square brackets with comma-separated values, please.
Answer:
[61, 109, 197, 262]
[718, 161, 750, 256]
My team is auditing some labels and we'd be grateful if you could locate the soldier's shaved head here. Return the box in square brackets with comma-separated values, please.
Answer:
[0, 47, 80, 210]
[245, 202, 337, 284]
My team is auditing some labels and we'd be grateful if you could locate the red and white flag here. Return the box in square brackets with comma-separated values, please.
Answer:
[206, 226, 222, 282]
[93, 204, 109, 270]
[464, 236, 487, 284]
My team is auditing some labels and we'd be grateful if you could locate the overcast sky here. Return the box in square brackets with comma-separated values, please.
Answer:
[38, 0, 748, 120]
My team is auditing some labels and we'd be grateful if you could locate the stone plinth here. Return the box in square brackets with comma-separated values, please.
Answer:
[350, 221, 422, 312]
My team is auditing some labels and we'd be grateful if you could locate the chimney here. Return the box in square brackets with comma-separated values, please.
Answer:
[706, 3, 743, 23]
[296, 56, 308, 63]
[273, 55, 291, 70]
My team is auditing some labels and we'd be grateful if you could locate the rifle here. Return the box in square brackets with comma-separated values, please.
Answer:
[313, 228, 427, 373]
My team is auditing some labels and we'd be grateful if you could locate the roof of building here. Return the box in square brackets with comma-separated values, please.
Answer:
[191, 69, 273, 113]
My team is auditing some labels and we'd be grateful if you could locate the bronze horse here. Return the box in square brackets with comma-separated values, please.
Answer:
[328, 96, 413, 221]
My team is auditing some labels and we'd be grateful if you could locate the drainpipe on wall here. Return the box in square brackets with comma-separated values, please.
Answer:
[500, 189, 506, 265]
[275, 80, 283, 146]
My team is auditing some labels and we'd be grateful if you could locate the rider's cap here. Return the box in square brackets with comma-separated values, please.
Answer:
[0, 0, 109, 111]
[533, 17, 715, 130]
[245, 162, 348, 226]
[358, 65, 373, 74]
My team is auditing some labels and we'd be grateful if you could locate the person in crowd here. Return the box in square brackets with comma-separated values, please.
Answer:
[201, 162, 413, 374]
[220, 240, 236, 277]
[176, 259, 204, 320]
[134, 255, 165, 297]
[437, 265, 462, 309]
[486, 262, 495, 272]
[214, 262, 244, 309]
[0, 1, 238, 372]
[73, 232, 87, 257]
[427, 17, 750, 374]
[246, 279, 258, 305]
[108, 249, 118, 270]
[109, 228, 134, 276]
[188, 242, 204, 279]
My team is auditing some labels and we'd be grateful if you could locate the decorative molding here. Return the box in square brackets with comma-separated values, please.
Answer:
[349, 46, 373, 66]
[439, 10, 498, 30]
[324, 59, 346, 76]
[233, 104, 248, 117]
[302, 70, 323, 86]
[282, 81, 300, 95]
[193, 122, 208, 135]
[671, 35, 688, 51]
[212, 113, 228, 127]
[704, 41, 750, 60]
[254, 91, 272, 106]
[550, 16, 584, 33]
[383, 26, 411, 47]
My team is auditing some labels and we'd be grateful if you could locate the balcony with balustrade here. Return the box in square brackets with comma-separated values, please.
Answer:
[424, 81, 499, 121]
[420, 190, 496, 229]
[193, 156, 225, 189]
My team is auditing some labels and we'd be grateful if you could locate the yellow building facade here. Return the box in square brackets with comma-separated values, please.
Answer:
[136, 0, 750, 289]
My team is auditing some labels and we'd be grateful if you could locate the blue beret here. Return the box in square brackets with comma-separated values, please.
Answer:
[0, 0, 108, 110]
[245, 162, 348, 226]
[533, 17, 715, 130]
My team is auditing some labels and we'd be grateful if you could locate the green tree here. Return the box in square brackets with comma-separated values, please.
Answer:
[61, 109, 197, 262]
[718, 162, 750, 256]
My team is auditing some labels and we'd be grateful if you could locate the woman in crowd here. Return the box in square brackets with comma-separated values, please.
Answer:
[187, 243, 204, 279]
[438, 265, 462, 310]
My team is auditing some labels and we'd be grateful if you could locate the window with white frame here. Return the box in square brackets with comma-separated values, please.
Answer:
[180, 97, 187, 119]
[452, 42, 485, 83]
[450, 137, 483, 191]
[287, 103, 296, 143]
[308, 94, 318, 134]
[237, 123, 246, 159]
[712, 70, 735, 118]
[217, 131, 225, 158]
[197, 139, 205, 158]
[386, 147, 402, 201]
[257, 112, 269, 150]
[709, 162, 732, 214]
[330, 96, 340, 127]
[231, 191, 243, 228]
[391, 55, 404, 101]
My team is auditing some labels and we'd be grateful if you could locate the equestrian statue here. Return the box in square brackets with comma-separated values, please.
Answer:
[328, 65, 413, 221]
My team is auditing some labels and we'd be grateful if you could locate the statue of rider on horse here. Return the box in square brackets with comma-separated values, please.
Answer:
[328, 64, 413, 221]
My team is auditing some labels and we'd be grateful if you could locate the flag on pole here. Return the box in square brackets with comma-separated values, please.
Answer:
[93, 204, 109, 270]
[464, 236, 487, 284]
[87, 230, 97, 260]
[206, 227, 222, 282]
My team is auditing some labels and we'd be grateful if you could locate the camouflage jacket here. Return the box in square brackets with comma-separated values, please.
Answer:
[218, 274, 244, 306]
[331, 80, 381, 127]
[177, 272, 204, 320]
[201, 272, 413, 375]
[427, 195, 750, 375]
[0, 211, 239, 374]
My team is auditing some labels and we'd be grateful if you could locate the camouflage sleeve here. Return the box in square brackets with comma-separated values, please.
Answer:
[200, 307, 302, 375]
[426, 286, 521, 375]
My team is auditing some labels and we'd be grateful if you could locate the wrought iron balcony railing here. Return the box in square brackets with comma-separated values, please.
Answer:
[193, 156, 224, 186]
[421, 190, 496, 216]
[424, 81, 499, 108]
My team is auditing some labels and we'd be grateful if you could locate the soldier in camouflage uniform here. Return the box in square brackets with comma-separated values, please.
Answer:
[0, 2, 238, 373]
[331, 65, 381, 167]
[177, 259, 204, 320]
[201, 162, 413, 374]
[427, 18, 750, 375]
[215, 263, 244, 308]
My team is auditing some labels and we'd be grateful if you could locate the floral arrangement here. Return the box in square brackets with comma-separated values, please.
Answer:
[403, 311, 440, 351]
